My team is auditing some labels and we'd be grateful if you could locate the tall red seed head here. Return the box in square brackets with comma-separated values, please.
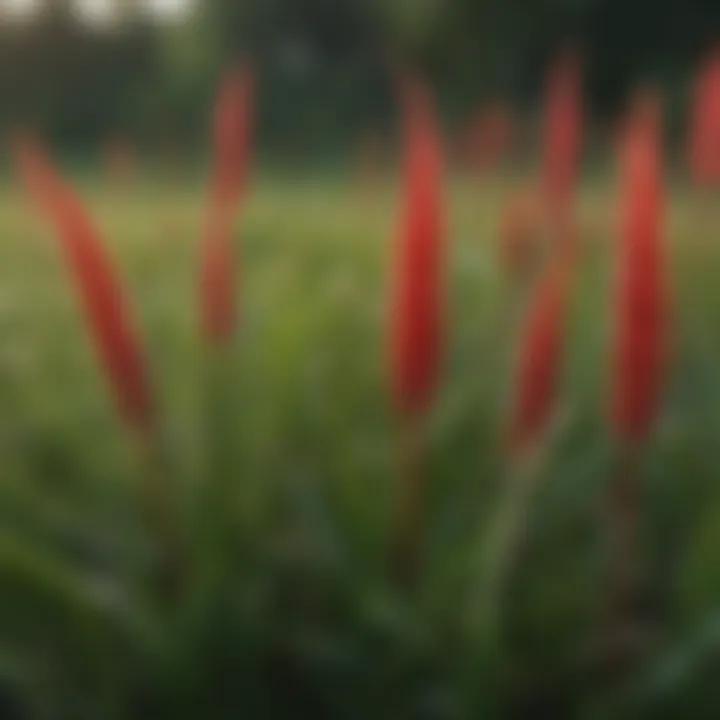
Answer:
[499, 189, 541, 279]
[390, 78, 445, 417]
[465, 103, 514, 173]
[13, 140, 154, 436]
[612, 92, 667, 443]
[201, 65, 254, 343]
[509, 243, 574, 457]
[688, 47, 720, 186]
[542, 49, 584, 226]
[211, 66, 254, 213]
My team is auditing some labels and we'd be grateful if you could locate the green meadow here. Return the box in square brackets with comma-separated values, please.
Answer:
[0, 173, 720, 718]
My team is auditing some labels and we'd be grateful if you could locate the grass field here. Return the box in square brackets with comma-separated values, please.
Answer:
[1, 173, 720, 718]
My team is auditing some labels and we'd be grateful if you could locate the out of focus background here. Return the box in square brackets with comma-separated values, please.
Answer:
[2, 2, 720, 720]
[1, 0, 719, 159]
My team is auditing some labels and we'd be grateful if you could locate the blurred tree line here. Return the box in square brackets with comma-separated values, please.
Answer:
[1, 0, 720, 160]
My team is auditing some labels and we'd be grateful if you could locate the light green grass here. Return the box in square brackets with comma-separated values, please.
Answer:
[0, 174, 719, 717]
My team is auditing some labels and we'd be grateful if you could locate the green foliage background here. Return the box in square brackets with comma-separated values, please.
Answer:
[2, 0, 720, 156]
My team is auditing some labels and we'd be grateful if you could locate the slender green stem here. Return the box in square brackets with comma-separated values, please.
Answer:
[601, 443, 643, 676]
[389, 414, 427, 591]
[196, 343, 241, 597]
[136, 426, 186, 604]
[470, 453, 539, 647]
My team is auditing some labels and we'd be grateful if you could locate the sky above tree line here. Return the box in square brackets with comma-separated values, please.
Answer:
[0, 0, 194, 25]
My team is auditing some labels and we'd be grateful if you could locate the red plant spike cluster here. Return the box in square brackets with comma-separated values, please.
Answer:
[201, 66, 253, 342]
[465, 103, 514, 173]
[390, 79, 445, 417]
[688, 47, 720, 186]
[612, 93, 667, 443]
[542, 50, 583, 229]
[509, 247, 573, 456]
[499, 189, 539, 278]
[14, 139, 154, 436]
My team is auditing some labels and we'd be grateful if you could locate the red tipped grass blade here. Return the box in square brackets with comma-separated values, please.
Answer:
[542, 50, 584, 230]
[201, 65, 254, 343]
[104, 136, 136, 191]
[198, 67, 254, 578]
[509, 247, 573, 457]
[14, 139, 186, 598]
[13, 140, 154, 437]
[465, 103, 514, 174]
[201, 220, 236, 343]
[390, 78, 446, 418]
[211, 66, 254, 212]
[602, 93, 667, 669]
[499, 189, 540, 279]
[387, 77, 446, 589]
[688, 47, 720, 186]
[472, 236, 574, 643]
[612, 93, 668, 444]
[11, 134, 56, 213]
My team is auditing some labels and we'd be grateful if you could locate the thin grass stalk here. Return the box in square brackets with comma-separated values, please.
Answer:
[389, 414, 426, 590]
[470, 451, 541, 646]
[602, 443, 644, 674]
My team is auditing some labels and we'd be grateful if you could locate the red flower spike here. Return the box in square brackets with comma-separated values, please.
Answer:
[542, 50, 584, 227]
[465, 103, 514, 173]
[13, 141, 154, 436]
[201, 65, 253, 343]
[688, 47, 720, 186]
[612, 93, 668, 443]
[390, 78, 446, 418]
[211, 66, 253, 213]
[509, 247, 574, 457]
[499, 190, 540, 278]
[201, 218, 236, 343]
